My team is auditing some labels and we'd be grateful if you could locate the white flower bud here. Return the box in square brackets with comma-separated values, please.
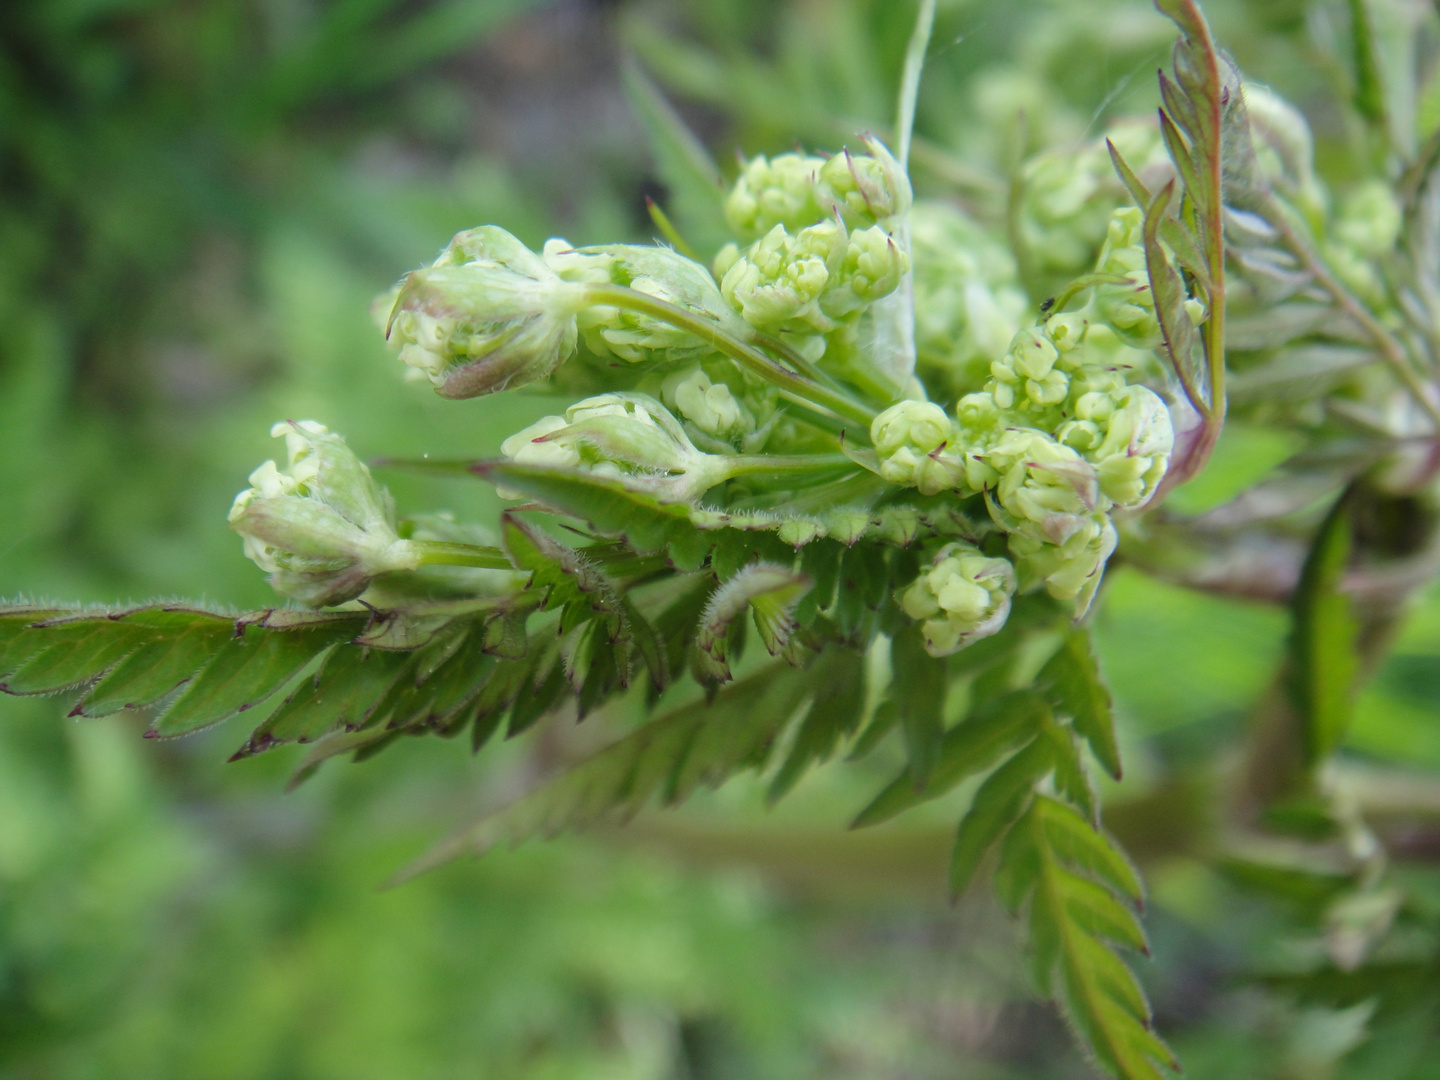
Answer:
[383, 226, 586, 398]
[900, 542, 1016, 656]
[228, 422, 418, 606]
[871, 400, 967, 495]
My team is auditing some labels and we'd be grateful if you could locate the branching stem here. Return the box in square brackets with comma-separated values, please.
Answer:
[1258, 195, 1440, 427]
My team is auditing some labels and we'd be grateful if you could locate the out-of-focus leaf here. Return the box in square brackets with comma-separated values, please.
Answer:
[889, 623, 948, 788]
[1000, 801, 1174, 1080]
[622, 58, 730, 258]
[394, 648, 863, 882]
[853, 690, 1049, 828]
[949, 735, 1053, 898]
[768, 648, 866, 802]
[1287, 489, 1361, 764]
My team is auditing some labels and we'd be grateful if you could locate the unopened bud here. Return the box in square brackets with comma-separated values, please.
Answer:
[871, 400, 966, 495]
[900, 542, 1016, 655]
[819, 225, 909, 319]
[817, 135, 912, 226]
[500, 393, 730, 502]
[721, 221, 844, 332]
[1007, 511, 1117, 614]
[725, 153, 829, 238]
[544, 240, 745, 363]
[383, 226, 584, 398]
[229, 422, 418, 606]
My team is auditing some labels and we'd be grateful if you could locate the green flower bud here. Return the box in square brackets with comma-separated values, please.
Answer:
[384, 226, 585, 398]
[666, 366, 743, 437]
[818, 225, 910, 320]
[720, 220, 845, 333]
[871, 400, 966, 495]
[986, 430, 1101, 540]
[1333, 180, 1402, 258]
[712, 242, 741, 280]
[725, 153, 829, 239]
[1089, 385, 1173, 507]
[1008, 510, 1117, 613]
[543, 240, 744, 363]
[1009, 328, 1058, 380]
[228, 421, 418, 607]
[1018, 120, 1167, 279]
[500, 392, 729, 502]
[817, 134, 912, 226]
[900, 542, 1016, 656]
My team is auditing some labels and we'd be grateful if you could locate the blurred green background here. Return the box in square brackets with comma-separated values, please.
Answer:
[2, 0, 1437, 1077]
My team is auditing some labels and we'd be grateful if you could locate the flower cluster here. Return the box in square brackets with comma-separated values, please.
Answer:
[900, 542, 1016, 655]
[872, 208, 1177, 620]
[235, 128, 1177, 666]
[229, 422, 418, 606]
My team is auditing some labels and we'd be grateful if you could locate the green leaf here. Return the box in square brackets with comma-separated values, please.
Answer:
[393, 650, 856, 883]
[239, 643, 414, 754]
[767, 650, 866, 802]
[0, 604, 371, 735]
[1041, 628, 1121, 780]
[889, 624, 947, 788]
[478, 462, 697, 556]
[949, 735, 1053, 898]
[621, 58, 729, 258]
[1001, 803, 1174, 1080]
[152, 618, 358, 737]
[1059, 873, 1150, 955]
[1142, 182, 1200, 399]
[1287, 488, 1361, 763]
[503, 513, 621, 620]
[1044, 722, 1099, 826]
[2, 619, 165, 695]
[1347, 0, 1388, 128]
[853, 690, 1049, 828]
[1035, 797, 1145, 907]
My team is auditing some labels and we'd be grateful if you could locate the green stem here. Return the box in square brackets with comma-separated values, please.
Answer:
[410, 541, 513, 570]
[581, 284, 878, 427]
[1046, 273, 1131, 315]
[721, 452, 855, 478]
[1259, 195, 1440, 428]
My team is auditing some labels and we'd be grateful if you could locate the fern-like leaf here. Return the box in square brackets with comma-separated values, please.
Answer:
[999, 797, 1177, 1080]
[391, 647, 861, 883]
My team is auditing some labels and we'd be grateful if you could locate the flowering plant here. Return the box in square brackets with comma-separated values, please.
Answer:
[8, 1, 1440, 1076]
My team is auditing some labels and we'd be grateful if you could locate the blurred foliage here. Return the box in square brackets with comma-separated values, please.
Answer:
[3, 1, 1440, 1078]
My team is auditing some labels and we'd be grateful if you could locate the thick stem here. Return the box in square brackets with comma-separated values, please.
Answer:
[580, 284, 878, 427]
